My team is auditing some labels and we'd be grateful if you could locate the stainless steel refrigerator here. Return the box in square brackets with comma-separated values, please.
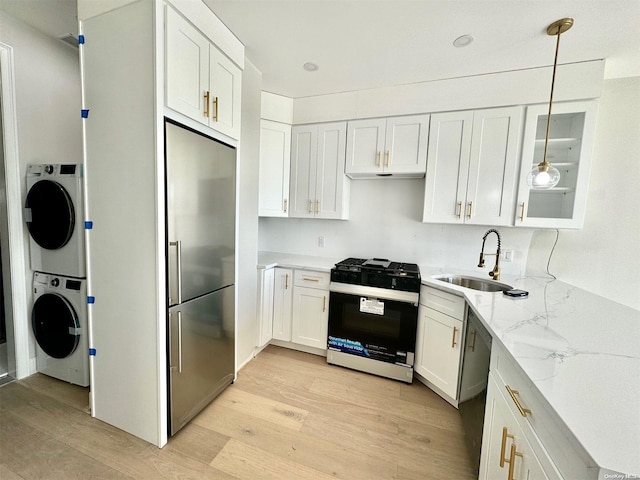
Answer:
[165, 120, 235, 436]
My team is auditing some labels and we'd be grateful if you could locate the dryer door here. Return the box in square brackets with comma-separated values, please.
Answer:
[32, 293, 81, 359]
[25, 179, 75, 250]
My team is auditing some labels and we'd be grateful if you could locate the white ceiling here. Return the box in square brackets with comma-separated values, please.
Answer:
[2, 0, 639, 99]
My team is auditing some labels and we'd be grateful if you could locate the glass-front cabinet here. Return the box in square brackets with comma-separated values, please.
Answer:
[515, 100, 598, 229]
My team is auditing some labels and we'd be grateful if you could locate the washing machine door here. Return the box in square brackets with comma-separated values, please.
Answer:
[25, 179, 75, 250]
[32, 293, 81, 359]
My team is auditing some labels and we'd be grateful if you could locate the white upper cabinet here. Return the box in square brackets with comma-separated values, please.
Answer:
[259, 120, 291, 217]
[423, 106, 523, 225]
[345, 114, 430, 178]
[165, 6, 242, 139]
[290, 122, 350, 220]
[515, 100, 598, 229]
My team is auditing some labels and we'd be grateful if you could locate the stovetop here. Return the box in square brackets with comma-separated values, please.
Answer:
[331, 257, 421, 292]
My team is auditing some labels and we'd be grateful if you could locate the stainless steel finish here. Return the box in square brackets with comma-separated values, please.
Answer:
[329, 281, 419, 304]
[168, 286, 235, 435]
[168, 240, 182, 306]
[165, 121, 236, 437]
[327, 349, 413, 384]
[433, 275, 512, 293]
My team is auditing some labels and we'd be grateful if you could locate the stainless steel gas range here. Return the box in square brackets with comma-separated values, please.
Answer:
[327, 258, 421, 383]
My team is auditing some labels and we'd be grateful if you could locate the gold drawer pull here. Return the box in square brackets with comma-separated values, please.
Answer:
[308, 200, 313, 213]
[500, 426, 514, 468]
[519, 202, 526, 221]
[322, 296, 326, 312]
[285, 274, 289, 289]
[283, 199, 287, 213]
[451, 326, 458, 348]
[467, 201, 473, 219]
[302, 277, 320, 282]
[203, 91, 210, 117]
[456, 201, 462, 219]
[212, 96, 219, 121]
[376, 151, 382, 167]
[506, 385, 532, 417]
[385, 150, 390, 167]
[507, 443, 523, 480]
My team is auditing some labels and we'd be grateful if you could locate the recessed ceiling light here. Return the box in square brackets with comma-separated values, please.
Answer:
[453, 35, 474, 48]
[303, 62, 319, 72]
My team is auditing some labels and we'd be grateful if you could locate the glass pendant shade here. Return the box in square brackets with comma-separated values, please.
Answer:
[527, 163, 561, 189]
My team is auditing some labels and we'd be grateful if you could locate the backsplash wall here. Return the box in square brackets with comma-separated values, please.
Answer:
[259, 178, 535, 277]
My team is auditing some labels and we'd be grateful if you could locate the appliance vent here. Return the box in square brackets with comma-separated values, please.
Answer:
[58, 34, 79, 49]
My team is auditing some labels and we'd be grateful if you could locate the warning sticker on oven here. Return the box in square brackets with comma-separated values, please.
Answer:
[360, 297, 384, 315]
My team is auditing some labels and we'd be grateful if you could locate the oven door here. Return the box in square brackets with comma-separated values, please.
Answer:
[328, 287, 418, 366]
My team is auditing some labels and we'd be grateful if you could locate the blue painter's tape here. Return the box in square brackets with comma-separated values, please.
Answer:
[81, 109, 90, 118]
[89, 348, 96, 356]
[87, 296, 95, 304]
[84, 221, 93, 230]
[78, 35, 85, 45]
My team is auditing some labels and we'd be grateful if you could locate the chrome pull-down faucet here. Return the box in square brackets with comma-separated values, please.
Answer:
[478, 229, 501, 281]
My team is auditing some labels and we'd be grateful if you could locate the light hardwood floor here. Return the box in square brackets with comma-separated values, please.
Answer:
[0, 345, 475, 479]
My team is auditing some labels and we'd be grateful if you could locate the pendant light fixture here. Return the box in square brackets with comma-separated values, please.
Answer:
[526, 18, 574, 190]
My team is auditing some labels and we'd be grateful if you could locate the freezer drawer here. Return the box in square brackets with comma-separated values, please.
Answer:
[168, 285, 235, 435]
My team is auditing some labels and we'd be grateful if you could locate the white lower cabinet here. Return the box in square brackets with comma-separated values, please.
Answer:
[257, 268, 275, 348]
[415, 286, 466, 404]
[291, 286, 329, 349]
[272, 268, 293, 341]
[480, 373, 551, 480]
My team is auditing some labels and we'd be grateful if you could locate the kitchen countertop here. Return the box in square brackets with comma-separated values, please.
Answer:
[257, 252, 640, 477]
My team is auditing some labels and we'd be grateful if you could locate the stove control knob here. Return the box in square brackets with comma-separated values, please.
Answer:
[50, 278, 60, 287]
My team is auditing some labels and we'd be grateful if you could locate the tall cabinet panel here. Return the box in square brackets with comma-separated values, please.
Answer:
[515, 100, 597, 229]
[259, 120, 291, 217]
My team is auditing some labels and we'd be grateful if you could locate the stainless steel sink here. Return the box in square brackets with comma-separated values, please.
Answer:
[433, 275, 513, 292]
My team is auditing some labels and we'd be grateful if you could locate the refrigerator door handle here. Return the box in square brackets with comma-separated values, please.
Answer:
[168, 240, 182, 305]
[168, 310, 183, 374]
[177, 310, 183, 374]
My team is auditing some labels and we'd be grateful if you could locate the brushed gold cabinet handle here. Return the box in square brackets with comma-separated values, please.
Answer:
[451, 326, 458, 348]
[322, 296, 326, 312]
[283, 199, 287, 213]
[376, 151, 382, 167]
[316, 200, 320, 213]
[467, 201, 473, 219]
[302, 277, 320, 282]
[500, 426, 515, 468]
[519, 202, 526, 221]
[285, 274, 289, 290]
[507, 443, 523, 480]
[385, 150, 390, 168]
[308, 200, 313, 213]
[506, 385, 532, 417]
[212, 96, 219, 121]
[203, 91, 210, 117]
[456, 201, 462, 219]
[468, 330, 477, 352]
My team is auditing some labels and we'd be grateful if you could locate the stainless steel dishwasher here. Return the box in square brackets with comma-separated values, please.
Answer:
[458, 307, 492, 476]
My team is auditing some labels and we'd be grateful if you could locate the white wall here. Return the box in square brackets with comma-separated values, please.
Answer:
[0, 11, 82, 371]
[526, 77, 640, 310]
[236, 59, 261, 368]
[259, 178, 534, 277]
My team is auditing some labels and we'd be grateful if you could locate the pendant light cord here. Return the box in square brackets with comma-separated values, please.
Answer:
[542, 30, 562, 166]
[546, 229, 559, 280]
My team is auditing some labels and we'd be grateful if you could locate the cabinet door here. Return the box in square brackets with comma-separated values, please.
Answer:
[315, 122, 348, 219]
[209, 45, 242, 139]
[515, 100, 598, 229]
[291, 286, 329, 350]
[384, 114, 430, 175]
[345, 118, 386, 176]
[422, 111, 473, 224]
[480, 374, 550, 480]
[165, 6, 209, 124]
[272, 268, 293, 341]
[466, 107, 523, 226]
[289, 125, 318, 218]
[415, 305, 463, 401]
[259, 120, 291, 217]
[257, 268, 275, 348]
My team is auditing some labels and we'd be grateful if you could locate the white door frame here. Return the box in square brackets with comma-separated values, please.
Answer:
[1, 42, 30, 379]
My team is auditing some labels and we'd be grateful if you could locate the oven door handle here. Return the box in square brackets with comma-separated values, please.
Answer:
[329, 282, 419, 304]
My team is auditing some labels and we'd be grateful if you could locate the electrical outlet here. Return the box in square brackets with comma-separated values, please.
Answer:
[318, 236, 325, 247]
[501, 249, 514, 262]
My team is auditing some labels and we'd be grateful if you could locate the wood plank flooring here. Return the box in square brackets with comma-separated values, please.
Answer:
[0, 345, 475, 479]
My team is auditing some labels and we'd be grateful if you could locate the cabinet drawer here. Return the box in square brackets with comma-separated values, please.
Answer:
[294, 270, 330, 289]
[420, 285, 466, 319]
[491, 345, 594, 480]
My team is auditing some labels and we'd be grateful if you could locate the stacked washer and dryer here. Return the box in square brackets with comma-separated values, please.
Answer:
[25, 164, 89, 386]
